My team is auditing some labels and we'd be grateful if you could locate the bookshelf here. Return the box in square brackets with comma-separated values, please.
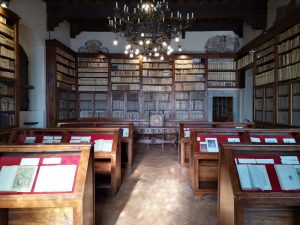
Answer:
[77, 55, 109, 119]
[46, 40, 77, 127]
[207, 57, 237, 87]
[292, 81, 300, 126]
[111, 58, 140, 91]
[0, 8, 19, 129]
[174, 56, 206, 121]
[250, 19, 300, 127]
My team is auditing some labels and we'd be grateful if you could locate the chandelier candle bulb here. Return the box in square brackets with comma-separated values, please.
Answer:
[124, 4, 126, 11]
[115, 2, 118, 8]
[192, 12, 194, 18]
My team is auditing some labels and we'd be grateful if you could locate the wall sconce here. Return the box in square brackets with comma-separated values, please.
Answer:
[0, 0, 9, 8]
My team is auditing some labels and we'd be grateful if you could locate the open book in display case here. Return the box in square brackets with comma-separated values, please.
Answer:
[0, 144, 94, 225]
[219, 144, 300, 225]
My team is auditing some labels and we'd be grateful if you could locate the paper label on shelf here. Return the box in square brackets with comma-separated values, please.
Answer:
[197, 137, 201, 141]
[34, 165, 77, 192]
[265, 138, 278, 143]
[20, 158, 40, 166]
[283, 138, 296, 144]
[250, 137, 261, 143]
[256, 159, 275, 164]
[228, 138, 240, 143]
[42, 139, 53, 144]
[43, 136, 54, 140]
[184, 130, 190, 138]
[238, 158, 257, 164]
[69, 139, 81, 143]
[205, 138, 219, 153]
[43, 157, 62, 165]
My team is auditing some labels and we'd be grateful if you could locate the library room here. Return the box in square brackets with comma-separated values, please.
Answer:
[0, 0, 300, 224]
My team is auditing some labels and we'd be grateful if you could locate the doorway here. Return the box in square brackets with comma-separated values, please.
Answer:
[213, 97, 233, 122]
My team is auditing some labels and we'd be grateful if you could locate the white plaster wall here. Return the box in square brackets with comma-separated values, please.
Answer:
[9, 0, 71, 128]
[71, 31, 239, 53]
[207, 88, 241, 122]
[241, 68, 254, 122]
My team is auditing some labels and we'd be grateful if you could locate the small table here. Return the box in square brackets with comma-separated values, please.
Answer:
[135, 127, 178, 149]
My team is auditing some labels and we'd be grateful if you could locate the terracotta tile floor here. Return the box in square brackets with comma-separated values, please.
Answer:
[95, 144, 218, 225]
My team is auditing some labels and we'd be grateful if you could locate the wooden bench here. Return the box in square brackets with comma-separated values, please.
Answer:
[7, 127, 121, 195]
[178, 122, 254, 167]
[190, 128, 300, 195]
[57, 121, 134, 168]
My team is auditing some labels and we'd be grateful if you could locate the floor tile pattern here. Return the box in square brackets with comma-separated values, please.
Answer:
[96, 144, 218, 225]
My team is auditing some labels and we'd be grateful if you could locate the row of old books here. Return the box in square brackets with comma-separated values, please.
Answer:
[111, 70, 139, 76]
[278, 34, 300, 54]
[256, 62, 275, 74]
[207, 61, 236, 71]
[0, 82, 14, 95]
[142, 70, 171, 77]
[278, 48, 300, 68]
[112, 84, 140, 91]
[78, 78, 108, 85]
[143, 62, 172, 69]
[175, 74, 204, 82]
[56, 47, 75, 62]
[56, 55, 75, 68]
[57, 72, 76, 84]
[57, 63, 75, 76]
[0, 34, 14, 48]
[255, 69, 275, 86]
[278, 62, 300, 81]
[208, 71, 236, 81]
[237, 53, 253, 69]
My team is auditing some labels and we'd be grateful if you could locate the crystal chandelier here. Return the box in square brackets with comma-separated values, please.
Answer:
[108, 0, 194, 59]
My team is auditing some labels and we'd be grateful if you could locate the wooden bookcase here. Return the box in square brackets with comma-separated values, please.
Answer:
[251, 18, 300, 127]
[77, 54, 109, 119]
[219, 144, 300, 225]
[0, 144, 94, 225]
[207, 55, 237, 88]
[0, 8, 19, 129]
[46, 40, 77, 127]
[46, 42, 241, 126]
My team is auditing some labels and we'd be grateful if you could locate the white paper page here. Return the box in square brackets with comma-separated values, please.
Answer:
[280, 156, 299, 165]
[43, 136, 54, 140]
[69, 139, 81, 143]
[238, 158, 257, 164]
[54, 136, 62, 140]
[228, 138, 240, 143]
[236, 164, 252, 190]
[102, 140, 113, 152]
[94, 139, 104, 152]
[12, 166, 38, 192]
[248, 165, 272, 191]
[20, 158, 40, 166]
[122, 128, 129, 137]
[250, 137, 261, 143]
[34, 165, 77, 192]
[71, 136, 81, 140]
[197, 137, 201, 141]
[275, 165, 300, 190]
[0, 166, 18, 191]
[256, 159, 275, 164]
[184, 130, 190, 138]
[43, 157, 62, 165]
[80, 136, 91, 143]
[283, 138, 296, 144]
[42, 139, 53, 144]
[205, 138, 219, 152]
[265, 138, 278, 144]
[24, 136, 36, 144]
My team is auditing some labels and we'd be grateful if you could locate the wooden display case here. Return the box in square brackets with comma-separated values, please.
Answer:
[178, 122, 254, 167]
[0, 144, 94, 225]
[190, 128, 300, 195]
[0, 8, 19, 129]
[46, 39, 77, 127]
[190, 128, 248, 195]
[219, 144, 300, 225]
[7, 127, 121, 195]
[57, 121, 134, 168]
